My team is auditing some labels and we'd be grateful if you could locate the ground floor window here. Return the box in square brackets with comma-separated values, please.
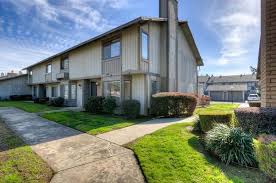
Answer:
[71, 84, 76, 100]
[51, 86, 57, 97]
[124, 80, 131, 100]
[151, 80, 159, 96]
[104, 81, 120, 99]
[64, 84, 69, 99]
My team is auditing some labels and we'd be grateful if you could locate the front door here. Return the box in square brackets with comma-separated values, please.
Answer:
[91, 82, 97, 96]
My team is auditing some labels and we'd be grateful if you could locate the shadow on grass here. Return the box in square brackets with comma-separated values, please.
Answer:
[188, 136, 270, 183]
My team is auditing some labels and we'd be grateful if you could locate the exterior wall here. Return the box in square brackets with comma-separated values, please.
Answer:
[51, 57, 60, 82]
[32, 64, 46, 84]
[0, 75, 31, 99]
[149, 22, 161, 74]
[122, 25, 139, 72]
[69, 41, 102, 80]
[132, 74, 146, 115]
[177, 26, 197, 93]
[260, 0, 276, 107]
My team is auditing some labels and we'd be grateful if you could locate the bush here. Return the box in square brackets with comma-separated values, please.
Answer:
[34, 97, 49, 104]
[49, 97, 64, 107]
[103, 97, 117, 114]
[10, 95, 32, 101]
[249, 102, 261, 107]
[151, 92, 197, 117]
[234, 107, 276, 135]
[199, 112, 233, 133]
[205, 124, 257, 167]
[122, 100, 141, 119]
[197, 95, 211, 106]
[85, 96, 105, 114]
[254, 135, 276, 180]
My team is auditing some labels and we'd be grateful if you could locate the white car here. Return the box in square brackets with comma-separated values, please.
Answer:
[248, 94, 260, 101]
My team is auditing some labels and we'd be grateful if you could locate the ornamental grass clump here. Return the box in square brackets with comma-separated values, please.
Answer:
[205, 124, 256, 167]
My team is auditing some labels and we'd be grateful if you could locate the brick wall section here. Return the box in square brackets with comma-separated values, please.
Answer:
[260, 0, 276, 107]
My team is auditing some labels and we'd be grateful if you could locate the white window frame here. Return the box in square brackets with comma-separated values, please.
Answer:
[46, 64, 52, 74]
[141, 31, 149, 61]
[102, 39, 121, 60]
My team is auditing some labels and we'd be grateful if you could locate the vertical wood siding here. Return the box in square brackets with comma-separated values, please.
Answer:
[32, 64, 46, 84]
[177, 26, 197, 93]
[132, 74, 146, 114]
[149, 22, 161, 74]
[122, 26, 139, 72]
[69, 41, 102, 79]
[102, 58, 121, 75]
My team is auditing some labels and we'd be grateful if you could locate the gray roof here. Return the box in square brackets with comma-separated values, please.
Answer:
[0, 74, 28, 81]
[208, 74, 257, 83]
[206, 84, 248, 92]
[198, 76, 210, 83]
[24, 16, 203, 70]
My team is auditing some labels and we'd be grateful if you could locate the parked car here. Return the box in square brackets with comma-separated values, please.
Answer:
[248, 94, 260, 101]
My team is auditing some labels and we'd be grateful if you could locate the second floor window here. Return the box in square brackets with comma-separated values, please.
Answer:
[103, 39, 121, 60]
[46, 64, 52, 74]
[141, 32, 149, 60]
[61, 57, 69, 70]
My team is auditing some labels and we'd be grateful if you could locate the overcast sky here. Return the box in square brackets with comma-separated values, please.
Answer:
[0, 0, 260, 76]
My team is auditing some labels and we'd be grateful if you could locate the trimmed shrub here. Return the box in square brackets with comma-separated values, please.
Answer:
[84, 96, 105, 114]
[249, 102, 261, 107]
[34, 97, 49, 104]
[49, 97, 64, 107]
[234, 107, 276, 135]
[151, 92, 197, 117]
[199, 112, 233, 133]
[197, 95, 211, 106]
[122, 100, 140, 119]
[103, 97, 117, 114]
[254, 135, 276, 180]
[10, 95, 32, 101]
[205, 124, 256, 167]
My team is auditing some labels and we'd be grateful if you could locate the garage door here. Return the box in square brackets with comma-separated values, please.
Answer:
[210, 91, 224, 101]
[228, 91, 243, 102]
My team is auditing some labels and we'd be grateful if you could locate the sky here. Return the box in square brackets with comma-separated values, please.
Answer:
[0, 0, 261, 76]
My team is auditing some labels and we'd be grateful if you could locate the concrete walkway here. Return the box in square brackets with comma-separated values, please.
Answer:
[0, 108, 144, 183]
[97, 116, 197, 145]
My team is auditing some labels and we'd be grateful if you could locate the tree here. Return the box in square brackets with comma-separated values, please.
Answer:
[250, 66, 257, 74]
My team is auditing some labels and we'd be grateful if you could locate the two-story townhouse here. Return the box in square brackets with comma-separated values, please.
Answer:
[25, 0, 203, 115]
[198, 74, 259, 102]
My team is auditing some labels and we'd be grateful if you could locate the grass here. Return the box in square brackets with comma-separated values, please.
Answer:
[128, 122, 269, 183]
[0, 121, 53, 183]
[0, 101, 59, 113]
[42, 112, 149, 135]
[195, 103, 240, 115]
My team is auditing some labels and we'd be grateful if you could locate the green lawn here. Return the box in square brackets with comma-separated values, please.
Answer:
[195, 103, 239, 114]
[128, 122, 269, 183]
[0, 101, 59, 113]
[42, 112, 149, 135]
[0, 121, 53, 183]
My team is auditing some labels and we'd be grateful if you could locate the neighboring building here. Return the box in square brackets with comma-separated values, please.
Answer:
[198, 75, 210, 96]
[24, 0, 203, 115]
[198, 74, 259, 102]
[0, 74, 32, 100]
[257, 0, 276, 107]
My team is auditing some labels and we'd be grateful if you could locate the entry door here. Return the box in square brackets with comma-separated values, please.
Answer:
[91, 82, 97, 96]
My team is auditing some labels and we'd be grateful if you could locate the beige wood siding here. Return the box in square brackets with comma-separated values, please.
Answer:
[132, 74, 146, 114]
[69, 41, 102, 79]
[122, 26, 139, 72]
[149, 22, 161, 74]
[51, 57, 60, 82]
[32, 64, 46, 84]
[177, 26, 197, 93]
[102, 58, 121, 75]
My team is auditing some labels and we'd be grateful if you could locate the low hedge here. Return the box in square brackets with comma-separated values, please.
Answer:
[34, 97, 49, 104]
[151, 92, 197, 117]
[49, 97, 64, 107]
[249, 102, 261, 107]
[234, 107, 276, 135]
[199, 112, 233, 133]
[10, 95, 32, 101]
[85, 96, 105, 114]
[254, 135, 276, 180]
[122, 100, 140, 119]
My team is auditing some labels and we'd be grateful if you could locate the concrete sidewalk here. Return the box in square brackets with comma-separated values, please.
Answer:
[97, 116, 197, 145]
[0, 108, 144, 183]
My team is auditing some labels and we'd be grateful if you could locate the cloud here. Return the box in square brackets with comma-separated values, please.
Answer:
[206, 0, 260, 66]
